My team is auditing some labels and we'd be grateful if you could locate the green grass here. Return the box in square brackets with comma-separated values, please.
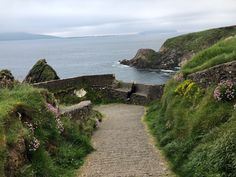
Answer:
[181, 36, 236, 75]
[145, 80, 236, 177]
[0, 84, 99, 177]
[163, 26, 236, 54]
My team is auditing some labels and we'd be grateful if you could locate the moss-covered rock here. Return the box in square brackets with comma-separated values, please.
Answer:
[120, 49, 159, 68]
[24, 59, 59, 83]
[0, 69, 14, 81]
[0, 69, 15, 88]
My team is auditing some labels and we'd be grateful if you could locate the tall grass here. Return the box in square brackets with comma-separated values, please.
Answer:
[182, 36, 236, 75]
[145, 80, 236, 177]
[163, 26, 236, 54]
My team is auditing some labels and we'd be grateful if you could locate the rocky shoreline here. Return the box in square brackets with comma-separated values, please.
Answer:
[120, 25, 236, 70]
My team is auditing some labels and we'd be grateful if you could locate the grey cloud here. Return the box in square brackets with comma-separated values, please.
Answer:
[0, 0, 236, 36]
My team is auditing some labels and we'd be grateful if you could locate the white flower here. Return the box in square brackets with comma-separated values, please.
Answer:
[29, 137, 40, 151]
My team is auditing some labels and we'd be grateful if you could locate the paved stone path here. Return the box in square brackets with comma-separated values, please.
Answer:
[78, 104, 174, 177]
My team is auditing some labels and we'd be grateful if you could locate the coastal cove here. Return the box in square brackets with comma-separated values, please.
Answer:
[0, 33, 177, 85]
[0, 24, 236, 177]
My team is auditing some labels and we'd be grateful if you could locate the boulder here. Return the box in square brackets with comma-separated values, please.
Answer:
[0, 69, 14, 81]
[120, 49, 158, 68]
[24, 59, 59, 83]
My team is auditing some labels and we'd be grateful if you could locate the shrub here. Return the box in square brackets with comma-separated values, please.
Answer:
[175, 80, 203, 101]
[214, 80, 236, 101]
[175, 80, 192, 96]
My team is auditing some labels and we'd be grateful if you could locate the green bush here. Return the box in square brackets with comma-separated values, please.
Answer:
[175, 80, 203, 101]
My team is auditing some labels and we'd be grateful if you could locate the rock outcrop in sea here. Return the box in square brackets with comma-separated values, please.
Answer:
[120, 25, 236, 70]
[120, 49, 158, 68]
[24, 59, 59, 83]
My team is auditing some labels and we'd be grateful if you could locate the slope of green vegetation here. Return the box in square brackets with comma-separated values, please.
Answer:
[146, 35, 236, 176]
[0, 84, 99, 177]
[146, 80, 236, 177]
[181, 36, 236, 75]
[163, 25, 236, 54]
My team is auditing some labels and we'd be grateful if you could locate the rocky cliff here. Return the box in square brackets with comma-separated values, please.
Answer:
[120, 25, 236, 70]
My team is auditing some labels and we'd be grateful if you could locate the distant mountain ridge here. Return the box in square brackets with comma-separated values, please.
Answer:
[0, 32, 60, 41]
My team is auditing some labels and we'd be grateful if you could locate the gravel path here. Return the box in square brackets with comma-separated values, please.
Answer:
[78, 104, 174, 177]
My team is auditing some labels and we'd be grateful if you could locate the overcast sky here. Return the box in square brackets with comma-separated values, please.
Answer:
[1, 0, 236, 37]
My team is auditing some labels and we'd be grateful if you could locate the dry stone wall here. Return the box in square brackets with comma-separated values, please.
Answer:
[61, 101, 92, 122]
[188, 61, 236, 87]
[33, 74, 115, 92]
[33, 74, 165, 105]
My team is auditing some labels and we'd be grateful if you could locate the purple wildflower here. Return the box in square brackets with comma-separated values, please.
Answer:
[214, 80, 235, 101]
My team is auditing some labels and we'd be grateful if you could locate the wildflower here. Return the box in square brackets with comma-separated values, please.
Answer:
[55, 117, 64, 133]
[46, 103, 64, 133]
[29, 137, 40, 151]
[24, 121, 35, 132]
[46, 103, 60, 117]
[214, 80, 235, 101]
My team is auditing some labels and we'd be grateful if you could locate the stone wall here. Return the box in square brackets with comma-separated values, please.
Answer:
[33, 74, 165, 105]
[188, 61, 236, 87]
[111, 82, 165, 105]
[33, 74, 115, 92]
[61, 101, 92, 122]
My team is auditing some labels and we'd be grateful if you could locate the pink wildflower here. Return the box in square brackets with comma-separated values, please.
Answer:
[46, 103, 60, 117]
[214, 80, 235, 101]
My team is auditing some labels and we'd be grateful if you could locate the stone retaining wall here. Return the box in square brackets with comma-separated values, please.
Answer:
[33, 74, 164, 105]
[61, 100, 92, 122]
[188, 61, 236, 87]
[33, 74, 115, 92]
[112, 82, 165, 105]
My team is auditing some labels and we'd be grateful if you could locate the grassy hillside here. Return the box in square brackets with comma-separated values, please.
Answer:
[146, 80, 236, 177]
[181, 36, 236, 75]
[145, 37, 236, 177]
[0, 84, 99, 177]
[162, 25, 236, 55]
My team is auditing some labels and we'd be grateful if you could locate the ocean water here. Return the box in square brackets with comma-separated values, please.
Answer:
[0, 33, 176, 84]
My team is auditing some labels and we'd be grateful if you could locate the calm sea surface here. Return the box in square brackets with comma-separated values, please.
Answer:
[0, 33, 176, 84]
